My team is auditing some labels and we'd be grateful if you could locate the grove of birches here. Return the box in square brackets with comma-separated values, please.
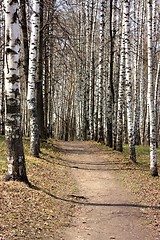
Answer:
[0, 0, 159, 183]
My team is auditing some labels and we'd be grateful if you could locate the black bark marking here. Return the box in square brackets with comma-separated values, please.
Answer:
[12, 10, 18, 23]
[5, 48, 18, 73]
[6, 104, 20, 114]
[9, 0, 18, 6]
[13, 88, 20, 98]
[10, 74, 19, 84]
[15, 37, 21, 45]
[6, 48, 17, 55]
[7, 34, 10, 44]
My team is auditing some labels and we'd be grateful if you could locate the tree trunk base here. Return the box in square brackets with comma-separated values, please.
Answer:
[130, 156, 137, 164]
[116, 145, 123, 152]
[4, 174, 31, 186]
[150, 167, 159, 177]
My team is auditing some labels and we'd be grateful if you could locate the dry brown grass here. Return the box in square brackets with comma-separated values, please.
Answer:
[0, 138, 77, 240]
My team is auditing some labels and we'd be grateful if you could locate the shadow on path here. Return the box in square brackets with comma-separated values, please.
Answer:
[40, 151, 149, 172]
[30, 184, 160, 210]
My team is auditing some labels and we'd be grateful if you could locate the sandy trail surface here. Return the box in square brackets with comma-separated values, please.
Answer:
[58, 141, 158, 240]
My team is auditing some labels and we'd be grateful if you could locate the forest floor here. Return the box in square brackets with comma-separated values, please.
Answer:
[0, 138, 160, 239]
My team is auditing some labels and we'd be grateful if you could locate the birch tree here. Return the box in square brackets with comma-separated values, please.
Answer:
[89, 0, 98, 140]
[27, 0, 40, 157]
[19, 0, 29, 87]
[132, 0, 140, 145]
[147, 0, 158, 176]
[81, 0, 90, 140]
[138, 0, 146, 145]
[110, 0, 118, 149]
[98, 0, 105, 142]
[0, 0, 5, 135]
[4, 0, 29, 183]
[116, 3, 125, 152]
[106, 1, 113, 148]
[154, 58, 160, 145]
[124, 0, 136, 162]
[19, 0, 29, 135]
[36, 0, 46, 139]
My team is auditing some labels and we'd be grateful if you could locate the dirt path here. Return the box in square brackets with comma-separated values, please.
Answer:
[58, 141, 158, 240]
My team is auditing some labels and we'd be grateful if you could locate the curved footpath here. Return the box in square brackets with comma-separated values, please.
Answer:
[58, 141, 159, 240]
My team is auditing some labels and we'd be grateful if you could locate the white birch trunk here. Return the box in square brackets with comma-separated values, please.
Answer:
[27, 0, 40, 157]
[137, 0, 146, 145]
[98, 0, 105, 142]
[84, 0, 90, 140]
[154, 59, 160, 145]
[116, 6, 125, 152]
[4, 0, 28, 183]
[132, 0, 141, 145]
[139, 43, 145, 144]
[0, 3, 5, 135]
[147, 0, 158, 176]
[89, 0, 98, 140]
[152, 0, 158, 77]
[112, 0, 118, 150]
[124, 0, 136, 162]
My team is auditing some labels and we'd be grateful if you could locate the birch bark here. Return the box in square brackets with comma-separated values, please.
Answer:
[19, 0, 29, 136]
[98, 0, 105, 143]
[147, 0, 158, 176]
[36, 0, 45, 139]
[124, 0, 136, 162]
[89, 0, 98, 140]
[154, 59, 160, 145]
[112, 0, 118, 150]
[27, 0, 40, 157]
[132, 0, 141, 145]
[4, 0, 28, 183]
[0, 2, 5, 135]
[116, 5, 125, 152]
[84, 0, 90, 140]
[138, 0, 145, 145]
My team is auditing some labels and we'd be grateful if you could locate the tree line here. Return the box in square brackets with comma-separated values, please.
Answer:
[0, 0, 159, 183]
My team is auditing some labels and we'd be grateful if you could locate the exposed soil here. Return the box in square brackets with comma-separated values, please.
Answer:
[57, 141, 160, 240]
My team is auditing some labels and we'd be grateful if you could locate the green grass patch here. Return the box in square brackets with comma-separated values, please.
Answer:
[123, 144, 160, 166]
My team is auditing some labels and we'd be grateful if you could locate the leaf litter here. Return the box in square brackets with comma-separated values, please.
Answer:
[0, 139, 77, 240]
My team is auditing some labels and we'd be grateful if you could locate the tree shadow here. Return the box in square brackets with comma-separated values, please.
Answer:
[40, 140, 154, 174]
[40, 151, 149, 172]
[60, 148, 100, 155]
[29, 184, 160, 210]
